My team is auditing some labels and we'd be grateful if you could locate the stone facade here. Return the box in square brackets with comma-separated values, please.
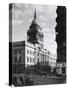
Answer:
[12, 10, 56, 71]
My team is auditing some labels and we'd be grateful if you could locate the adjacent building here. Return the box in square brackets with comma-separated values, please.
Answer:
[55, 6, 66, 75]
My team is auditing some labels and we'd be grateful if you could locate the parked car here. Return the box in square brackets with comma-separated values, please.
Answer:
[25, 74, 34, 85]
[39, 71, 48, 76]
[13, 76, 24, 86]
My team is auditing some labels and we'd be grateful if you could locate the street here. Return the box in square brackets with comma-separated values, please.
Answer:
[31, 74, 66, 85]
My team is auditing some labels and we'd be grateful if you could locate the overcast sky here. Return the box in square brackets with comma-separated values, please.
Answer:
[10, 3, 57, 54]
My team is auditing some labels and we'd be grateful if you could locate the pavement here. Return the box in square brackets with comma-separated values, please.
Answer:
[13, 73, 66, 86]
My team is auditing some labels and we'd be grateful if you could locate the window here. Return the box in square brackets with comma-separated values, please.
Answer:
[43, 55, 44, 62]
[30, 51, 32, 55]
[19, 49, 21, 54]
[33, 58, 34, 62]
[41, 38, 43, 42]
[27, 49, 29, 54]
[33, 52, 34, 55]
[39, 35, 40, 41]
[62, 67, 66, 73]
[30, 57, 32, 62]
[32, 51, 34, 55]
[38, 53, 39, 56]
[14, 56, 17, 63]
[14, 50, 17, 55]
[18, 56, 21, 63]
[40, 37, 41, 41]
[27, 57, 29, 62]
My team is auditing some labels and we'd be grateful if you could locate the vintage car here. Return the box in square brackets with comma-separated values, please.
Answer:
[12, 74, 34, 86]
[13, 76, 24, 86]
[24, 74, 34, 85]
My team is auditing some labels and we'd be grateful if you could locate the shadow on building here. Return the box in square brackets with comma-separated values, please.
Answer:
[55, 6, 66, 77]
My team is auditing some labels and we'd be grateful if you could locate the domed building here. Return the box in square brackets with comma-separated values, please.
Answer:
[12, 9, 56, 71]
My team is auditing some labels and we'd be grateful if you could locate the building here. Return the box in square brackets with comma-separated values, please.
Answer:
[12, 41, 48, 67]
[49, 54, 57, 68]
[55, 6, 66, 75]
[12, 10, 56, 73]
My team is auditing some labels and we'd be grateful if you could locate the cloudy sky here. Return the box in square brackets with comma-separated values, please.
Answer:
[10, 3, 57, 54]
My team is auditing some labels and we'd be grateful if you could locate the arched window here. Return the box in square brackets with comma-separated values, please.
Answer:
[27, 57, 29, 62]
[14, 49, 17, 55]
[27, 49, 29, 54]
[30, 57, 32, 62]
[19, 49, 21, 54]
[14, 56, 17, 63]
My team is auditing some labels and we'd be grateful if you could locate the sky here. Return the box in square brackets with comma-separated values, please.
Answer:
[10, 3, 57, 54]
